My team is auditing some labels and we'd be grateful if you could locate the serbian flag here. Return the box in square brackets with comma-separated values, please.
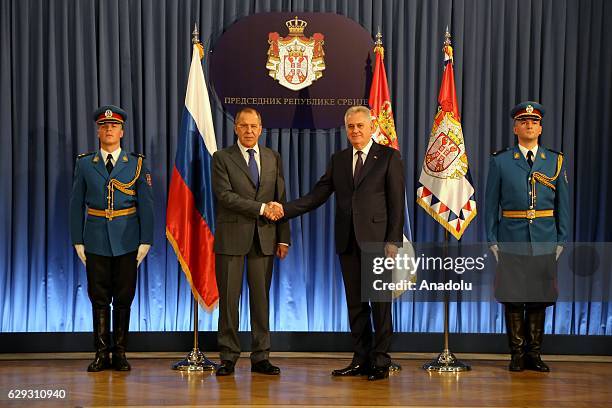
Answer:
[369, 33, 415, 296]
[416, 30, 476, 240]
[166, 40, 218, 310]
[369, 33, 413, 242]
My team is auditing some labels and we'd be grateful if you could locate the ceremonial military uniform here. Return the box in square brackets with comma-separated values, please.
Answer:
[485, 101, 569, 372]
[70, 105, 154, 371]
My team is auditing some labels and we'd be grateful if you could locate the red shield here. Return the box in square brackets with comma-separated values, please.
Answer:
[283, 55, 308, 84]
[425, 133, 460, 172]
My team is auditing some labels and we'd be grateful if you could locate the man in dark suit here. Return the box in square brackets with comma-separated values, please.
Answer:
[212, 107, 290, 376]
[485, 101, 569, 372]
[278, 105, 405, 380]
[70, 105, 154, 372]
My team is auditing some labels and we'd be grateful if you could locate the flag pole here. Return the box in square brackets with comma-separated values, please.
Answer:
[171, 23, 217, 372]
[172, 296, 216, 371]
[422, 228, 470, 372]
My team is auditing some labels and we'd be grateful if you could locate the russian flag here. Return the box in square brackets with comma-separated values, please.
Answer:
[166, 42, 218, 310]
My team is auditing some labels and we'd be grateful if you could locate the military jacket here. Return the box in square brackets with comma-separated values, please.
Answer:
[70, 150, 154, 256]
[485, 145, 569, 255]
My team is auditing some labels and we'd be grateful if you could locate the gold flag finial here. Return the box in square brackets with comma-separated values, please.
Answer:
[444, 25, 451, 46]
[443, 26, 453, 63]
[374, 30, 384, 58]
[192, 23, 200, 44]
[192, 23, 204, 59]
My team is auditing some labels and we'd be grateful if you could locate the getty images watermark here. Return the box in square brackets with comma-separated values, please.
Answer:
[371, 251, 486, 292]
[359, 242, 612, 303]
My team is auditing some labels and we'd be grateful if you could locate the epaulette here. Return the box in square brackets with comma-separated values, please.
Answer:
[130, 152, 146, 159]
[491, 147, 511, 156]
[546, 148, 563, 156]
[77, 152, 95, 159]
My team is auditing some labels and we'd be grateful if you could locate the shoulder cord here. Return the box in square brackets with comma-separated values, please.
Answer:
[106, 157, 143, 213]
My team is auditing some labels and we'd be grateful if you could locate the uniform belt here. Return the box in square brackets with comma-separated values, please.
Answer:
[502, 209, 554, 220]
[87, 207, 137, 220]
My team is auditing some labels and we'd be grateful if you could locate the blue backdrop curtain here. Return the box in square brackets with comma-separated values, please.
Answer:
[1, 0, 611, 335]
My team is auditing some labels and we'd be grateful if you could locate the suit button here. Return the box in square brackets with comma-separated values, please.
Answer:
[529, 220, 533, 224]
[528, 191, 532, 195]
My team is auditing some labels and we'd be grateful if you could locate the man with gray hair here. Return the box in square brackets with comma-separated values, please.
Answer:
[277, 105, 405, 380]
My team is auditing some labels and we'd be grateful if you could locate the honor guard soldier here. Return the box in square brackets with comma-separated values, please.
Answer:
[485, 101, 569, 372]
[70, 105, 154, 371]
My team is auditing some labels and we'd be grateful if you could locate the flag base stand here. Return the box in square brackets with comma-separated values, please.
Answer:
[421, 230, 470, 373]
[172, 347, 217, 372]
[172, 296, 217, 372]
[390, 361, 402, 372]
[422, 349, 470, 372]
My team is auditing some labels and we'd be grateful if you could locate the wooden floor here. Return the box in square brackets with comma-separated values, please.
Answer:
[0, 353, 611, 407]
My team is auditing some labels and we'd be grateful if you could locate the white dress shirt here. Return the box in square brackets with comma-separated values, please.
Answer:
[100, 147, 122, 166]
[237, 141, 261, 174]
[352, 138, 374, 175]
[518, 144, 538, 162]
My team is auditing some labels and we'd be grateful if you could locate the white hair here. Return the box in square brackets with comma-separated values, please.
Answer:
[344, 105, 372, 125]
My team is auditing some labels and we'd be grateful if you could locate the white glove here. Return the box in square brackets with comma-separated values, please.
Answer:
[490, 244, 499, 262]
[555, 245, 563, 261]
[136, 244, 151, 266]
[74, 244, 86, 266]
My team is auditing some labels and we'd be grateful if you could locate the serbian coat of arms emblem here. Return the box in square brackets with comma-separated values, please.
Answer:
[266, 16, 325, 91]
[424, 109, 469, 180]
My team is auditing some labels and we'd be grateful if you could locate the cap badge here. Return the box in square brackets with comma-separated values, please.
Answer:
[526, 105, 534, 114]
[105, 109, 113, 118]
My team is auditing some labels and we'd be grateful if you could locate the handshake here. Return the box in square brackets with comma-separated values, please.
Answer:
[263, 201, 284, 221]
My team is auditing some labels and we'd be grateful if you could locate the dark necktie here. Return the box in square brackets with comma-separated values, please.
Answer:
[527, 150, 534, 168]
[106, 153, 114, 174]
[353, 150, 364, 185]
[247, 148, 259, 188]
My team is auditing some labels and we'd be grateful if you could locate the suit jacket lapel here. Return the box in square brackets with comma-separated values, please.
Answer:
[227, 144, 257, 188]
[92, 152, 109, 180]
[512, 146, 531, 173]
[109, 151, 129, 179]
[531, 146, 547, 173]
[355, 142, 380, 188]
[259, 147, 273, 181]
[341, 147, 354, 189]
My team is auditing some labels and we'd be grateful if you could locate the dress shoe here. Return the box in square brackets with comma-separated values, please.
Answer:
[216, 360, 235, 376]
[251, 359, 280, 375]
[524, 354, 550, 372]
[87, 352, 111, 372]
[112, 352, 131, 371]
[331, 363, 367, 377]
[367, 366, 389, 381]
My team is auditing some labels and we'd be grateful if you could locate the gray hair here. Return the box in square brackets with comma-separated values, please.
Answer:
[344, 105, 372, 125]
[235, 107, 262, 125]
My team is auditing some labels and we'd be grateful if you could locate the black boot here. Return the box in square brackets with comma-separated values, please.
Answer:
[505, 306, 525, 372]
[112, 308, 132, 371]
[525, 307, 550, 372]
[87, 307, 111, 372]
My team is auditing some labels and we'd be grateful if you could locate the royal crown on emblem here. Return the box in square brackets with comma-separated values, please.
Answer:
[286, 16, 308, 36]
[287, 44, 305, 57]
